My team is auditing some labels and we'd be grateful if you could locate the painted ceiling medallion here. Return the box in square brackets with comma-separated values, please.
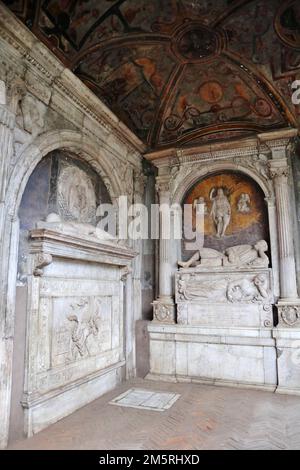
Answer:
[172, 23, 223, 63]
[274, 0, 300, 49]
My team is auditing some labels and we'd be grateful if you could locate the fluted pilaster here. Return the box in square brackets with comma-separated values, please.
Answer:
[269, 159, 298, 300]
[153, 175, 175, 323]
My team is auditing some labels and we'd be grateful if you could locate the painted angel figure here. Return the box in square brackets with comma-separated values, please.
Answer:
[210, 187, 231, 238]
[193, 196, 208, 215]
[237, 193, 251, 213]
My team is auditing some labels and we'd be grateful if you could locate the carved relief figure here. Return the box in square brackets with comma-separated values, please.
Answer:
[178, 240, 269, 269]
[237, 193, 251, 213]
[66, 302, 104, 361]
[178, 274, 227, 301]
[57, 166, 97, 224]
[67, 314, 90, 359]
[21, 94, 46, 138]
[227, 274, 269, 303]
[209, 187, 231, 237]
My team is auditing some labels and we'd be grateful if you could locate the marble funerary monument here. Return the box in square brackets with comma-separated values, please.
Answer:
[1, 0, 300, 450]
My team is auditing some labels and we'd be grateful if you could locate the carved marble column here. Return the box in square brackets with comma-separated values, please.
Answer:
[152, 175, 176, 323]
[269, 157, 300, 325]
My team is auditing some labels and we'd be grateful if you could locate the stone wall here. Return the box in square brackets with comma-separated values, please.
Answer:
[0, 3, 145, 449]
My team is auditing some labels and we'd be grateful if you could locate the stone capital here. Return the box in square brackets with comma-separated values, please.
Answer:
[268, 159, 289, 181]
[155, 177, 171, 195]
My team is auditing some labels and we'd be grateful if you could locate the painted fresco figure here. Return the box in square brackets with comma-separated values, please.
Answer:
[237, 193, 251, 213]
[210, 187, 231, 237]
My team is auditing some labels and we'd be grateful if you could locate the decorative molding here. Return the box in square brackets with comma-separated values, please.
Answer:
[177, 303, 188, 325]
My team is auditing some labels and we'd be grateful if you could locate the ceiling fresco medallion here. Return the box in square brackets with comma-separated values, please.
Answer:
[172, 22, 224, 63]
[275, 0, 300, 49]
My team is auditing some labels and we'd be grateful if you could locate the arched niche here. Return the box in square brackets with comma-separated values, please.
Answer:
[9, 149, 115, 443]
[17, 150, 113, 284]
[181, 170, 270, 260]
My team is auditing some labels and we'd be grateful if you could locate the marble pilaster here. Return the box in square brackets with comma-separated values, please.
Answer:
[152, 175, 175, 323]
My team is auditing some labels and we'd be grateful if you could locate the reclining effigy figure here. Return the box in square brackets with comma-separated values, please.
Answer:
[178, 240, 269, 269]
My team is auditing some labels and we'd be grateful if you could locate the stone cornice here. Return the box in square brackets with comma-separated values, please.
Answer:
[257, 128, 298, 146]
[0, 3, 146, 156]
[144, 128, 299, 167]
[30, 228, 137, 265]
[145, 136, 268, 167]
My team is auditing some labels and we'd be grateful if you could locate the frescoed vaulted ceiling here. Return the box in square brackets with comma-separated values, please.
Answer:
[3, 0, 300, 149]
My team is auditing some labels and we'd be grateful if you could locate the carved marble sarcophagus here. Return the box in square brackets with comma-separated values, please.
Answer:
[175, 267, 274, 328]
[176, 239, 274, 328]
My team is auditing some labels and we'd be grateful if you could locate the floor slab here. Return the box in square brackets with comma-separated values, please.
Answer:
[109, 388, 180, 411]
[7, 378, 300, 450]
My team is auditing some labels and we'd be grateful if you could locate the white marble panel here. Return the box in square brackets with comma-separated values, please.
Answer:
[109, 388, 180, 411]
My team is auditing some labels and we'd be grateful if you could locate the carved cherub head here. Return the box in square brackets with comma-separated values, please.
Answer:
[254, 240, 268, 253]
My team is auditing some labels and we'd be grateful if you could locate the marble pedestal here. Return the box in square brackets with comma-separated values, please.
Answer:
[147, 324, 277, 390]
[147, 266, 278, 390]
[273, 328, 300, 396]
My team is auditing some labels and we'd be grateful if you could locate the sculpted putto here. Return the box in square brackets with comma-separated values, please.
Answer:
[178, 240, 269, 269]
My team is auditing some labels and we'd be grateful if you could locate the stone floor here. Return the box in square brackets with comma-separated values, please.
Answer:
[8, 378, 300, 450]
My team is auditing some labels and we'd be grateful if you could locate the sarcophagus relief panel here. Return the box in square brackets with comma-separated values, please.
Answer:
[175, 268, 274, 328]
